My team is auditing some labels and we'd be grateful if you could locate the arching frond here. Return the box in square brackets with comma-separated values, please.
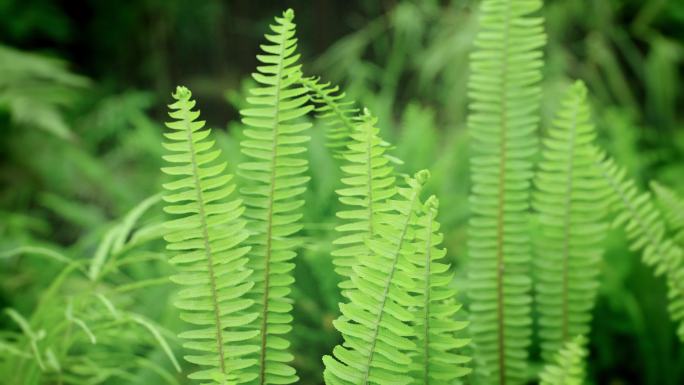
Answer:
[410, 195, 471, 384]
[466, 0, 546, 383]
[533, 81, 609, 360]
[162, 86, 257, 384]
[300, 76, 358, 154]
[323, 171, 429, 385]
[539, 335, 587, 385]
[332, 110, 397, 292]
[238, 8, 312, 384]
[592, 150, 684, 341]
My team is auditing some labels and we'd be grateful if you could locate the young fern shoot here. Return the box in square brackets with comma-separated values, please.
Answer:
[238, 9, 312, 384]
[323, 171, 429, 385]
[533, 81, 608, 360]
[410, 195, 470, 384]
[466, 0, 546, 383]
[162, 86, 257, 384]
[539, 335, 588, 385]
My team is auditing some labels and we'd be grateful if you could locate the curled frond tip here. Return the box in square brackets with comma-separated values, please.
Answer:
[172, 85, 191, 101]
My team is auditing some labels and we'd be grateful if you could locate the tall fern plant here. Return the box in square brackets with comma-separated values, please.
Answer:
[162, 86, 257, 384]
[466, 0, 546, 383]
[238, 9, 312, 385]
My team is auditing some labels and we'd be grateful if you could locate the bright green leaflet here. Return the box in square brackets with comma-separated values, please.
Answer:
[533, 81, 609, 361]
[162, 86, 257, 384]
[466, 0, 546, 383]
[238, 9, 312, 385]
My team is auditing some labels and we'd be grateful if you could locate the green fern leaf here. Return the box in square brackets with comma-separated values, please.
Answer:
[466, 0, 546, 383]
[238, 8, 312, 384]
[323, 171, 429, 385]
[533, 81, 609, 360]
[539, 335, 587, 385]
[162, 86, 258, 384]
[300, 76, 359, 154]
[592, 149, 684, 341]
[332, 109, 397, 292]
[410, 195, 471, 384]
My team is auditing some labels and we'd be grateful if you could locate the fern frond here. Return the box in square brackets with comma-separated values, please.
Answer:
[300, 76, 359, 154]
[466, 0, 546, 383]
[410, 195, 471, 384]
[539, 335, 587, 385]
[533, 81, 608, 360]
[652, 182, 684, 244]
[592, 149, 684, 341]
[323, 171, 429, 385]
[332, 109, 397, 292]
[162, 86, 258, 384]
[238, 8, 312, 384]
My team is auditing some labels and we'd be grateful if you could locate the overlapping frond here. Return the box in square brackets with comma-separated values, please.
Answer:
[533, 81, 609, 360]
[592, 150, 684, 340]
[238, 8, 312, 384]
[409, 195, 470, 384]
[300, 76, 358, 154]
[539, 335, 587, 385]
[323, 171, 429, 385]
[652, 182, 684, 244]
[466, 0, 546, 383]
[162, 86, 257, 384]
[332, 110, 397, 292]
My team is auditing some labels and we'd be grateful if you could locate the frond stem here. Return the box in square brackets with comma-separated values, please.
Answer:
[257, 23, 287, 385]
[495, 3, 512, 383]
[422, 209, 434, 385]
[184, 110, 226, 374]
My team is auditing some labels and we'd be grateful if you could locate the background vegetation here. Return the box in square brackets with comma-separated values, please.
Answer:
[1, 0, 683, 384]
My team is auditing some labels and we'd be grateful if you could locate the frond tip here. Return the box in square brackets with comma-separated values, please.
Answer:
[162, 86, 258, 384]
[539, 335, 587, 385]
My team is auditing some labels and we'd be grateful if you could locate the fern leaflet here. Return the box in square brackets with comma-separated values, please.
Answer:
[533, 81, 608, 360]
[162, 86, 257, 384]
[238, 8, 312, 384]
[466, 0, 546, 383]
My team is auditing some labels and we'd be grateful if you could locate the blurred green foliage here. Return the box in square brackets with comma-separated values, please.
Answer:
[0, 0, 683, 384]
